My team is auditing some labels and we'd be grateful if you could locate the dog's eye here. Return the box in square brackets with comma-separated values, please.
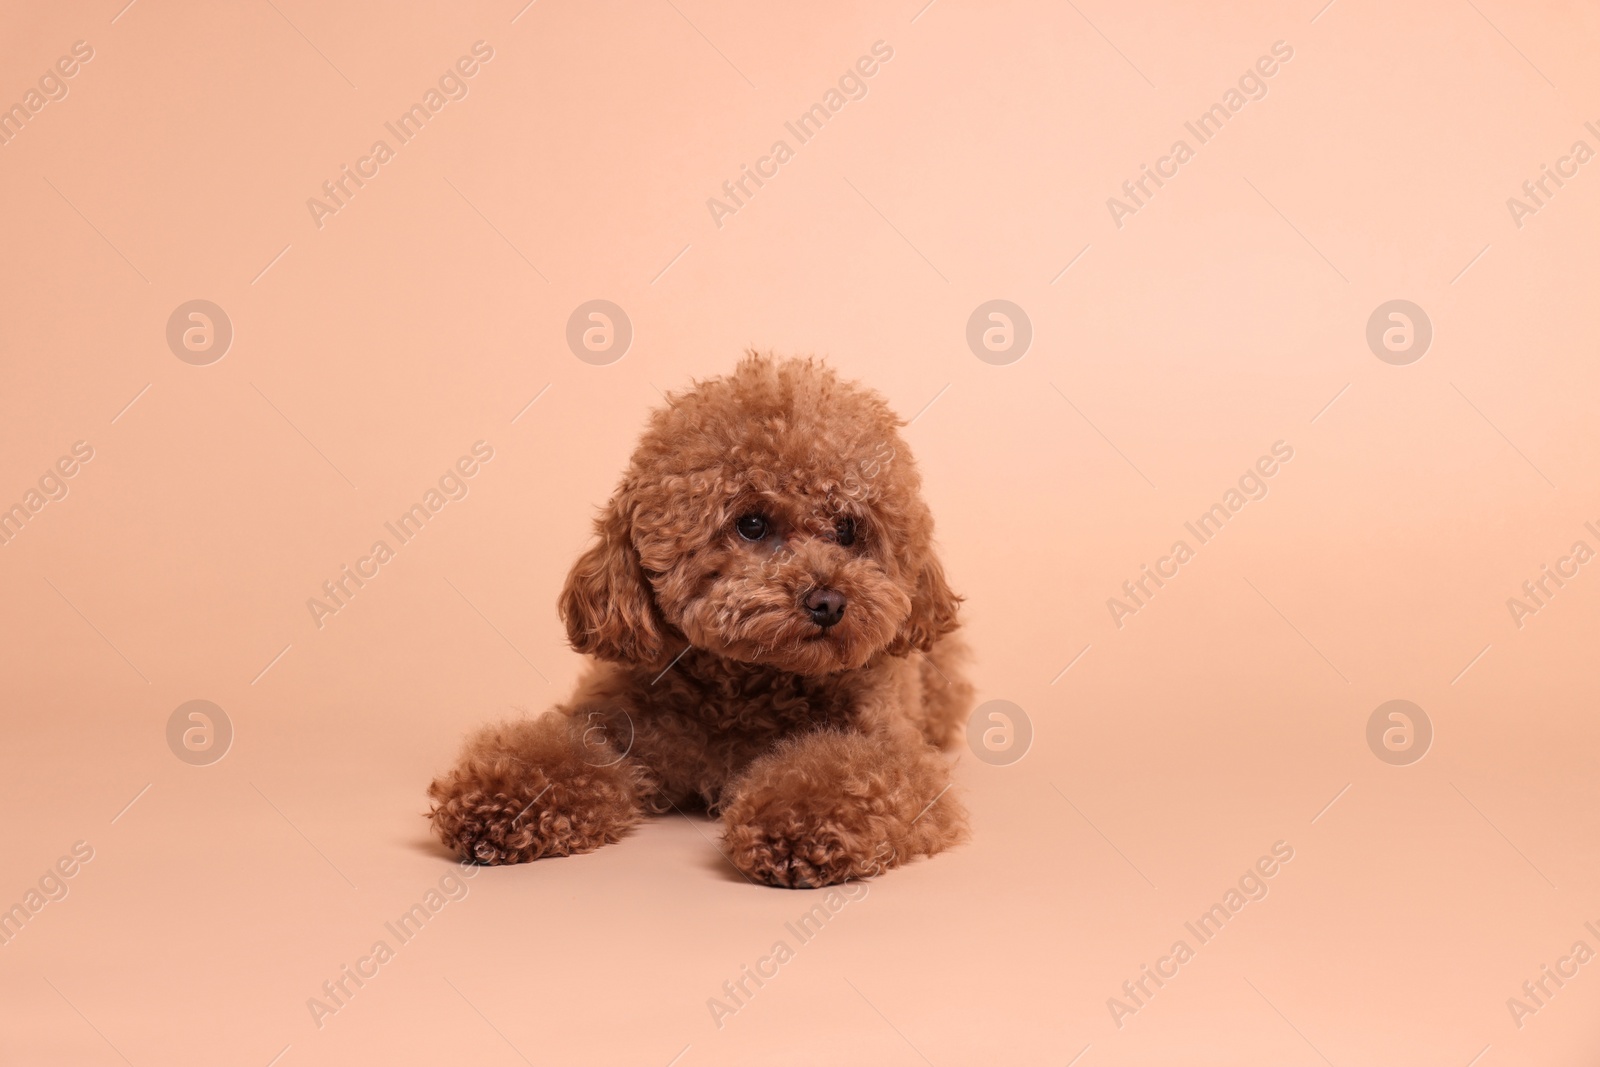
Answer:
[835, 518, 856, 547]
[735, 514, 769, 541]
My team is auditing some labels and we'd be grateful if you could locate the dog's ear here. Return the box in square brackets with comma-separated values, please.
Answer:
[889, 551, 962, 655]
[559, 494, 665, 662]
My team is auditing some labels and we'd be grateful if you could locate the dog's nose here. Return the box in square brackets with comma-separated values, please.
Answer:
[803, 588, 846, 628]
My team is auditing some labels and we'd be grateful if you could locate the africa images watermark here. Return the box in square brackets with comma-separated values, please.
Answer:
[306, 441, 495, 629]
[1106, 40, 1295, 229]
[306, 41, 495, 229]
[305, 863, 478, 1029]
[1505, 121, 1600, 230]
[1106, 440, 1295, 628]
[705, 844, 886, 1030]
[1503, 518, 1600, 629]
[0, 840, 95, 949]
[0, 39, 95, 148]
[1504, 920, 1600, 1031]
[0, 440, 95, 548]
[1107, 840, 1296, 1029]
[705, 40, 895, 228]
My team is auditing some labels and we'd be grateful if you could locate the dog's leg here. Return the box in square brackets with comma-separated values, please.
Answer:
[427, 708, 652, 865]
[719, 722, 966, 888]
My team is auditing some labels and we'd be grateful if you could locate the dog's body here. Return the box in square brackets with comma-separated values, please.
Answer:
[428, 355, 972, 887]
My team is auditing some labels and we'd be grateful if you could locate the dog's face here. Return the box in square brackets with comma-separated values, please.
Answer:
[560, 355, 960, 675]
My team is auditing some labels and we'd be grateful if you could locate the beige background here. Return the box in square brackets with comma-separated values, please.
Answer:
[4, 0, 1600, 1064]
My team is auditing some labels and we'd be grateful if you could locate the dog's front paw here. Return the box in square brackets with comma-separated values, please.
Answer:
[429, 780, 554, 865]
[427, 713, 648, 864]
[722, 815, 874, 888]
[719, 730, 966, 888]
[721, 778, 908, 888]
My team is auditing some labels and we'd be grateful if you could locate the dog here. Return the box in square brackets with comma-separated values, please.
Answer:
[427, 354, 972, 887]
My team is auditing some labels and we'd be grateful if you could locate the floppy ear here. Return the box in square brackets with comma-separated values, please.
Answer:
[889, 551, 963, 655]
[559, 495, 665, 663]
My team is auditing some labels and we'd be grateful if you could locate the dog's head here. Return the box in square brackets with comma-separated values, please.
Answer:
[560, 354, 960, 675]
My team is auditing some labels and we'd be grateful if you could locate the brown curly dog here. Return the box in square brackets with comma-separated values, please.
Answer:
[427, 354, 973, 887]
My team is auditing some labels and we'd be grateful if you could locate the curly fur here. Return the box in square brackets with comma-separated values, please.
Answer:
[427, 354, 973, 887]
